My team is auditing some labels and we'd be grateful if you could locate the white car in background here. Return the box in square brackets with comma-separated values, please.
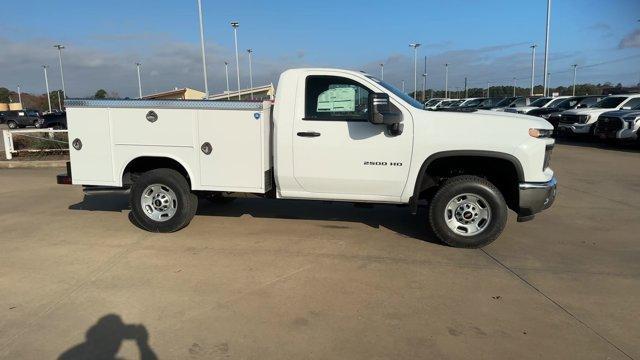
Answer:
[505, 96, 571, 115]
[558, 94, 640, 136]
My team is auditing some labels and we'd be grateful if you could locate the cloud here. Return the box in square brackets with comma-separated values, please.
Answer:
[619, 29, 640, 49]
[0, 36, 308, 97]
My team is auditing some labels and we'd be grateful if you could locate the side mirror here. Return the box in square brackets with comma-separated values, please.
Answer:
[368, 93, 389, 125]
[576, 103, 587, 109]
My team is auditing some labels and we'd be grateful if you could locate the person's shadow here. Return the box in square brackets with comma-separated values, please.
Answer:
[58, 314, 157, 360]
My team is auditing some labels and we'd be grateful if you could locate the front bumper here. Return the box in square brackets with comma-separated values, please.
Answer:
[517, 177, 557, 222]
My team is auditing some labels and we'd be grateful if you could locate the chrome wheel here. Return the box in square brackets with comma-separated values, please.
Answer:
[140, 184, 178, 222]
[444, 193, 491, 236]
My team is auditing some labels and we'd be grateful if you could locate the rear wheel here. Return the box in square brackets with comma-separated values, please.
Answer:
[7, 121, 17, 129]
[428, 175, 508, 248]
[130, 168, 197, 232]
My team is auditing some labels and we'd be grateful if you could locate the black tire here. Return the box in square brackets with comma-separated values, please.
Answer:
[33, 120, 39, 128]
[7, 121, 17, 129]
[428, 175, 508, 248]
[129, 168, 198, 232]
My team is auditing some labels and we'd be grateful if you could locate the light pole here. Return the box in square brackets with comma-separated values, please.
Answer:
[547, 72, 551, 97]
[57, 90, 62, 110]
[486, 82, 491, 98]
[422, 73, 427, 102]
[542, 0, 551, 98]
[231, 21, 241, 100]
[224, 61, 230, 100]
[530, 44, 537, 96]
[17, 85, 22, 108]
[380, 63, 384, 80]
[247, 49, 254, 100]
[136, 62, 143, 98]
[444, 63, 449, 98]
[43, 65, 52, 113]
[196, 0, 209, 98]
[409, 43, 421, 99]
[512, 77, 517, 96]
[464, 77, 468, 98]
[571, 64, 578, 96]
[53, 44, 66, 98]
[401, 80, 405, 93]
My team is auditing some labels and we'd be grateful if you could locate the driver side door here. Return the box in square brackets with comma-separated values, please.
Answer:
[291, 74, 413, 200]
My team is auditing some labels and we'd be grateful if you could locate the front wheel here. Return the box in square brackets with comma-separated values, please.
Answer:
[129, 168, 198, 232]
[7, 121, 17, 129]
[428, 175, 508, 248]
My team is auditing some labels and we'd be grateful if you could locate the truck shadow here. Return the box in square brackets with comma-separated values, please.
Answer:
[69, 194, 443, 246]
[57, 313, 157, 360]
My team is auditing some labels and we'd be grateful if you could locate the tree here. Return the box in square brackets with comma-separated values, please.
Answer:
[94, 89, 108, 99]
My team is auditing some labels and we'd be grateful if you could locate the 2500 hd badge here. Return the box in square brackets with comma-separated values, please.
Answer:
[363, 161, 403, 166]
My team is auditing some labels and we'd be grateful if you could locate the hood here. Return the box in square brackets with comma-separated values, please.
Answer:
[562, 108, 616, 116]
[528, 107, 561, 116]
[599, 109, 640, 118]
[416, 108, 552, 133]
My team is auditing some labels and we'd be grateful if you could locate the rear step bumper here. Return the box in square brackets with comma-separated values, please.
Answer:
[56, 161, 72, 185]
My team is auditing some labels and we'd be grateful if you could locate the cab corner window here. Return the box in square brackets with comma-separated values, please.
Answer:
[305, 75, 370, 121]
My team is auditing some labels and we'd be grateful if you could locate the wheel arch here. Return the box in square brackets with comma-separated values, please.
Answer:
[120, 155, 195, 189]
[410, 150, 524, 213]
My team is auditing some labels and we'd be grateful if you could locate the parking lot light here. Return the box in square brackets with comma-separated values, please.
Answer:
[542, 0, 551, 98]
[409, 43, 421, 99]
[530, 44, 537, 96]
[247, 49, 254, 100]
[196, 0, 209, 98]
[42, 65, 52, 113]
[53, 45, 66, 98]
[224, 61, 230, 100]
[17, 85, 22, 108]
[136, 62, 143, 98]
[445, 63, 449, 98]
[380, 63, 384, 80]
[572, 64, 578, 96]
[231, 21, 241, 100]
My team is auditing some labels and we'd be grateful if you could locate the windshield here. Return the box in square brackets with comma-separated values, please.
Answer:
[424, 99, 440, 107]
[554, 98, 577, 109]
[494, 97, 517, 107]
[592, 97, 626, 109]
[529, 97, 552, 107]
[461, 98, 483, 107]
[366, 76, 424, 110]
[545, 98, 566, 108]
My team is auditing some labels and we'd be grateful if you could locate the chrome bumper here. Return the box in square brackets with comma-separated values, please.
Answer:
[517, 177, 557, 222]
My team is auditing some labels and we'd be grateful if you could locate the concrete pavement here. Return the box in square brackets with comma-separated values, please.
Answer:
[0, 143, 638, 359]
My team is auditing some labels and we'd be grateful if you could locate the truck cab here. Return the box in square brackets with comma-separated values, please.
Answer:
[60, 68, 557, 248]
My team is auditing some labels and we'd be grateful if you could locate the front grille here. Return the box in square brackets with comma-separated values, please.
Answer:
[544, 144, 553, 170]
[559, 114, 580, 124]
[594, 116, 623, 134]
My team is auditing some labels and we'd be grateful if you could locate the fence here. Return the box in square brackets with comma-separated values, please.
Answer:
[2, 129, 69, 160]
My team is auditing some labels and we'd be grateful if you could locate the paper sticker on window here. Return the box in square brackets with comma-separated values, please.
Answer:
[317, 87, 356, 112]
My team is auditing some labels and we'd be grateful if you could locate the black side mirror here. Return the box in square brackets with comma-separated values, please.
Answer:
[368, 93, 389, 125]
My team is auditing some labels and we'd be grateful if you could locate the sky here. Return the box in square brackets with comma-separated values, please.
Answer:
[1, 0, 639, 98]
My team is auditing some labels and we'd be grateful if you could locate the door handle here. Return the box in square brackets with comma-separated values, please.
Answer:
[297, 131, 321, 137]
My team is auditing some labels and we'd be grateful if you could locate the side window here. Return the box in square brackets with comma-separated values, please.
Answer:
[305, 75, 371, 121]
[514, 98, 526, 107]
[622, 98, 640, 109]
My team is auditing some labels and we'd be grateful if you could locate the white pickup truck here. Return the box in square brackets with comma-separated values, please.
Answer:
[58, 68, 557, 248]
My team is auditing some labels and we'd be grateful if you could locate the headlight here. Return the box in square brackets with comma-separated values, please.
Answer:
[529, 128, 553, 138]
[622, 115, 639, 127]
[579, 115, 591, 123]
[540, 113, 551, 119]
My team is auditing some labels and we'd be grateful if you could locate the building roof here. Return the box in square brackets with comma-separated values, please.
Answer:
[209, 84, 274, 100]
[142, 87, 205, 99]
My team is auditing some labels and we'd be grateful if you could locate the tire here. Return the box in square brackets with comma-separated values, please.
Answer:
[428, 175, 508, 248]
[129, 168, 198, 232]
[33, 120, 40, 128]
[7, 121, 17, 129]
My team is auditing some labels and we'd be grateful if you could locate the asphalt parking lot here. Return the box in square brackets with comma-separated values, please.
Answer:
[0, 142, 639, 359]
